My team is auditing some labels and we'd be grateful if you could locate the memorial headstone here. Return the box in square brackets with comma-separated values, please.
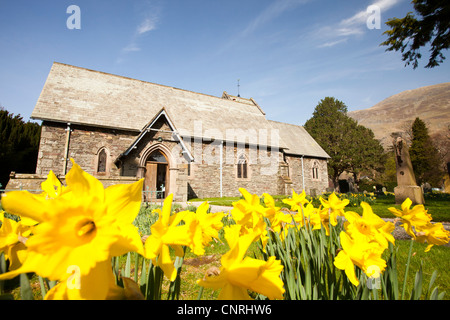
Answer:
[393, 137, 424, 205]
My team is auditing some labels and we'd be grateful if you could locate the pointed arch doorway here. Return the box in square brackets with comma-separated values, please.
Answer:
[144, 149, 169, 200]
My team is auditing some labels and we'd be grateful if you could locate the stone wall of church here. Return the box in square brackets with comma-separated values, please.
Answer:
[35, 121, 138, 177]
[186, 140, 287, 199]
[29, 121, 328, 202]
[285, 155, 329, 196]
[4, 173, 140, 193]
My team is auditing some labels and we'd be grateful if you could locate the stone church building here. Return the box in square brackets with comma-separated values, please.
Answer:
[7, 63, 330, 202]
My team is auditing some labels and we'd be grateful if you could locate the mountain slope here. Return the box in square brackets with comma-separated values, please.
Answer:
[348, 83, 450, 149]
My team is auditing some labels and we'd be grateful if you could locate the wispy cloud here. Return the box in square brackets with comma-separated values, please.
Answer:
[122, 43, 141, 53]
[314, 0, 402, 48]
[137, 16, 158, 35]
[123, 13, 159, 52]
[317, 38, 348, 48]
[117, 4, 161, 63]
[217, 0, 311, 55]
[241, 0, 311, 37]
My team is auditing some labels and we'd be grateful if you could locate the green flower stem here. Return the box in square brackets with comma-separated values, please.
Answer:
[401, 239, 414, 300]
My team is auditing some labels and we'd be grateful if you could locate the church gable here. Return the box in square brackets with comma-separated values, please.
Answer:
[117, 108, 193, 166]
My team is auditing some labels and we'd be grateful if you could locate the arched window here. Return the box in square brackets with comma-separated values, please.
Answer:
[237, 154, 248, 179]
[147, 150, 168, 163]
[312, 161, 319, 180]
[97, 149, 107, 173]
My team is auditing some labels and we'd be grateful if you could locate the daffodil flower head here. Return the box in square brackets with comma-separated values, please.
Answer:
[197, 225, 285, 300]
[320, 192, 349, 226]
[344, 202, 395, 249]
[282, 189, 309, 212]
[44, 259, 145, 300]
[40, 170, 69, 199]
[230, 188, 268, 248]
[231, 188, 266, 229]
[262, 193, 292, 233]
[144, 193, 192, 281]
[0, 159, 145, 289]
[388, 198, 432, 239]
[0, 211, 30, 270]
[182, 201, 225, 256]
[415, 222, 450, 252]
[334, 231, 386, 286]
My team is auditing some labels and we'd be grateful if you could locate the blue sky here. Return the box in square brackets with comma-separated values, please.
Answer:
[0, 0, 449, 126]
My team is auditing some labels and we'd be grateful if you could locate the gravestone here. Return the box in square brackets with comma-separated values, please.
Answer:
[393, 137, 424, 205]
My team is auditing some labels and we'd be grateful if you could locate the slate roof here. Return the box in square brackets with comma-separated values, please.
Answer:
[268, 120, 330, 158]
[31, 62, 329, 158]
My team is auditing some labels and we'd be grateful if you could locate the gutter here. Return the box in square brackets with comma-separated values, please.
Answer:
[63, 123, 72, 175]
[301, 155, 305, 192]
[220, 140, 223, 197]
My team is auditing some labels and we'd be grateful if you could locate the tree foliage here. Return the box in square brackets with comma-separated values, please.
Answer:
[381, 0, 450, 69]
[304, 97, 385, 189]
[409, 117, 443, 186]
[0, 107, 41, 189]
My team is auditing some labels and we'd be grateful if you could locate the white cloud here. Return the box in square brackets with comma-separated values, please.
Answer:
[341, 0, 400, 27]
[241, 0, 310, 37]
[216, 0, 311, 55]
[117, 7, 161, 62]
[122, 43, 141, 52]
[137, 17, 157, 35]
[314, 0, 402, 48]
[317, 38, 348, 48]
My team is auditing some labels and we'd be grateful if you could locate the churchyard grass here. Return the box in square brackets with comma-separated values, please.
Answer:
[191, 192, 450, 222]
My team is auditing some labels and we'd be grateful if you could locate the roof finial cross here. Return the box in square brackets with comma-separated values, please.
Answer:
[237, 79, 240, 97]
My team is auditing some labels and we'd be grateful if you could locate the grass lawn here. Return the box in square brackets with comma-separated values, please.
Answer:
[393, 240, 450, 298]
[190, 192, 450, 222]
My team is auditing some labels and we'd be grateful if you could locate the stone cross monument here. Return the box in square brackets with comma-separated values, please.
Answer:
[393, 137, 424, 205]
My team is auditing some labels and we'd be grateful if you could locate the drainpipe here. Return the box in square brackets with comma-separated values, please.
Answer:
[301, 155, 305, 192]
[219, 140, 223, 198]
[63, 123, 72, 175]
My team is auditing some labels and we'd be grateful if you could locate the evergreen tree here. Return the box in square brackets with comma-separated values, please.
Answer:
[409, 117, 443, 186]
[304, 97, 385, 189]
[0, 107, 41, 189]
[381, 0, 450, 69]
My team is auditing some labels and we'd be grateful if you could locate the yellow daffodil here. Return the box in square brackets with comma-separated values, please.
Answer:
[231, 188, 266, 231]
[388, 198, 432, 239]
[320, 192, 349, 226]
[334, 231, 386, 286]
[0, 159, 145, 284]
[231, 188, 268, 248]
[344, 202, 395, 249]
[182, 201, 224, 256]
[45, 260, 120, 300]
[415, 222, 450, 252]
[262, 193, 292, 234]
[44, 258, 145, 300]
[197, 225, 284, 300]
[143, 193, 192, 281]
[317, 206, 332, 236]
[282, 189, 309, 212]
[291, 202, 322, 231]
[0, 211, 31, 270]
[40, 170, 69, 199]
